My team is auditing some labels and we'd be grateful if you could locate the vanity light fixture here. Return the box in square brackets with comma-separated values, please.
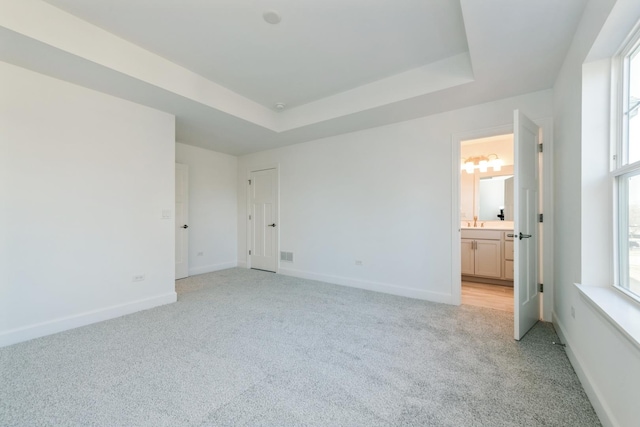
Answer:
[461, 154, 503, 174]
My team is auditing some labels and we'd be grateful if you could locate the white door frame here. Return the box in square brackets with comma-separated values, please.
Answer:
[245, 164, 280, 273]
[450, 117, 554, 322]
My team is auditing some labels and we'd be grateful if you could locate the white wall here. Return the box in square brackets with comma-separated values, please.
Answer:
[238, 90, 552, 303]
[552, 1, 640, 426]
[0, 62, 176, 347]
[175, 143, 238, 275]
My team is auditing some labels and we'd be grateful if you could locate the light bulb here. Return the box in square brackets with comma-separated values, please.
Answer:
[464, 162, 474, 174]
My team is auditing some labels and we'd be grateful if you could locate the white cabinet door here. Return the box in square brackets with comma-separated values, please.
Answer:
[474, 239, 502, 278]
[504, 260, 514, 280]
[461, 239, 475, 275]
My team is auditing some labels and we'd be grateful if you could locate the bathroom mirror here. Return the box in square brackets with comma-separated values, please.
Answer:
[478, 175, 513, 221]
[460, 165, 514, 221]
[460, 133, 514, 222]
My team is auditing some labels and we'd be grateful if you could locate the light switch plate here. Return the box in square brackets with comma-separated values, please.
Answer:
[161, 209, 172, 219]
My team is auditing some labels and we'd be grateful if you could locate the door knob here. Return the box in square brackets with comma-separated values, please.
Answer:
[182, 225, 189, 229]
[519, 232, 531, 240]
[267, 223, 276, 227]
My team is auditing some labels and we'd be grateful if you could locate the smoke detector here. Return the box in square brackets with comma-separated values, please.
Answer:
[263, 11, 281, 25]
[274, 103, 286, 111]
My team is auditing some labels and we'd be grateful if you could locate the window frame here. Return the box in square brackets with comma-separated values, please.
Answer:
[612, 26, 640, 303]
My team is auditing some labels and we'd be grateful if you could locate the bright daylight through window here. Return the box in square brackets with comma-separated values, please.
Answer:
[617, 33, 640, 299]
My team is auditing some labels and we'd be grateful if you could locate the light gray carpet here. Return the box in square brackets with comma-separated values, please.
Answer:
[1, 268, 600, 426]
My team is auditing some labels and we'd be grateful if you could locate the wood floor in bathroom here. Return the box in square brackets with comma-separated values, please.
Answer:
[462, 281, 514, 312]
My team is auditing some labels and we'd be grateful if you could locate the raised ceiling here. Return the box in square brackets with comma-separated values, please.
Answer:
[0, 0, 588, 155]
[43, 0, 470, 109]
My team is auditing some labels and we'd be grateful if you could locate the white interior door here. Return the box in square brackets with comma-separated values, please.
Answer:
[250, 168, 278, 272]
[175, 163, 189, 280]
[513, 110, 540, 340]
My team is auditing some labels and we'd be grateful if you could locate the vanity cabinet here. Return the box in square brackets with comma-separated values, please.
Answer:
[461, 229, 513, 281]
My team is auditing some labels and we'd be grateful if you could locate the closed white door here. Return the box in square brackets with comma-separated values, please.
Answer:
[513, 110, 540, 340]
[250, 168, 278, 272]
[175, 163, 189, 280]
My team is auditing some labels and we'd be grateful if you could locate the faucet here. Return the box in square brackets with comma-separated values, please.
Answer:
[473, 216, 478, 228]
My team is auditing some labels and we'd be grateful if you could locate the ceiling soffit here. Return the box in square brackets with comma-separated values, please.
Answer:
[0, 0, 588, 155]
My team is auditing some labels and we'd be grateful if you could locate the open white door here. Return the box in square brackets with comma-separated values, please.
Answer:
[513, 110, 540, 340]
[250, 168, 278, 272]
[175, 163, 189, 280]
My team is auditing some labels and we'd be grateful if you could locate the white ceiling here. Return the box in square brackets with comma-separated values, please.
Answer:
[43, 0, 469, 109]
[0, 0, 588, 155]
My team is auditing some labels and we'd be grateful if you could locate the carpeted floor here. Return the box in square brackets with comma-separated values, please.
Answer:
[0, 268, 600, 426]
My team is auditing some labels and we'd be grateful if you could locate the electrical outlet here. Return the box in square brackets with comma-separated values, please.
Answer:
[132, 274, 145, 282]
[355, 260, 363, 266]
[571, 306, 575, 319]
[197, 252, 204, 256]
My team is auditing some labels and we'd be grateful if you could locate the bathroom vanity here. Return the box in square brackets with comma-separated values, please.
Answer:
[461, 227, 514, 285]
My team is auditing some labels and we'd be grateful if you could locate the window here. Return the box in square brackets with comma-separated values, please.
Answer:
[615, 30, 640, 300]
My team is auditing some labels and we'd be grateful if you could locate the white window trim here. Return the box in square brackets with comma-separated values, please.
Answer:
[611, 26, 640, 304]
[575, 0, 640, 357]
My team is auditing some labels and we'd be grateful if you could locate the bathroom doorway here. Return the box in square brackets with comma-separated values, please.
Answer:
[452, 115, 554, 339]
[459, 133, 515, 312]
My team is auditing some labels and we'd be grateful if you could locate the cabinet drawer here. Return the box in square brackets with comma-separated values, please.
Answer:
[504, 231, 514, 241]
[504, 240, 514, 261]
[461, 229, 502, 240]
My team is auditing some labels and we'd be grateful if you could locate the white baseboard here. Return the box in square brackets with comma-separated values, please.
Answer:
[189, 261, 237, 276]
[237, 260, 247, 268]
[0, 292, 177, 348]
[279, 267, 454, 304]
[553, 312, 618, 427]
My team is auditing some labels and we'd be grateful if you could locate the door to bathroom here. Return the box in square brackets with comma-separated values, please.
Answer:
[512, 110, 540, 340]
[455, 110, 546, 341]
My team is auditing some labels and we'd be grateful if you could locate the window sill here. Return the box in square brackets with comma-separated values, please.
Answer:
[575, 283, 640, 352]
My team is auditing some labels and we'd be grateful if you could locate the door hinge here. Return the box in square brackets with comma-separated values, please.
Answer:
[539, 283, 543, 293]
[538, 143, 543, 153]
[539, 213, 543, 223]
[248, 179, 252, 185]
[249, 250, 251, 255]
